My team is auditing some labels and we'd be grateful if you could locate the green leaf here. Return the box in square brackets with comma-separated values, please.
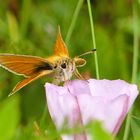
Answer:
[7, 12, 20, 43]
[87, 121, 113, 140]
[0, 96, 20, 140]
[20, 0, 32, 38]
[131, 116, 140, 140]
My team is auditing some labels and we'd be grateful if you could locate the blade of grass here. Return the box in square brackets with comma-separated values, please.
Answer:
[20, 0, 31, 38]
[65, 0, 84, 45]
[123, 3, 139, 140]
[131, 6, 139, 84]
[7, 11, 19, 43]
[87, 0, 100, 79]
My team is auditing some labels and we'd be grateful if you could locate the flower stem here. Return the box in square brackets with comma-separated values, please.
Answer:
[123, 3, 139, 140]
[65, 0, 84, 45]
[87, 0, 100, 79]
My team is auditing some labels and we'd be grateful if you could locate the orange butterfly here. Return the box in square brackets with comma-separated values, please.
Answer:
[0, 27, 96, 96]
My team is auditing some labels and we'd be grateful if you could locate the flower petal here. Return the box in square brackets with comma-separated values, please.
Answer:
[109, 95, 129, 135]
[77, 94, 129, 135]
[45, 79, 138, 139]
[65, 80, 91, 96]
[88, 79, 138, 97]
[45, 83, 80, 129]
[45, 83, 87, 140]
[88, 79, 138, 110]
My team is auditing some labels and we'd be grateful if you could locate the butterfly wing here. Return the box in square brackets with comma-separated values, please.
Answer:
[9, 71, 51, 96]
[0, 54, 53, 77]
[53, 27, 69, 57]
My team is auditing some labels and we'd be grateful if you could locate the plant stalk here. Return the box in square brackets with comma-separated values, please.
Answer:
[87, 0, 100, 79]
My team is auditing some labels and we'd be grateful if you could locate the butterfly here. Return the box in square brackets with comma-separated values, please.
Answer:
[0, 27, 96, 96]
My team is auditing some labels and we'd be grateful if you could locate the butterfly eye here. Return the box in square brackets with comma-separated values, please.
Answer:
[54, 65, 57, 69]
[61, 63, 66, 69]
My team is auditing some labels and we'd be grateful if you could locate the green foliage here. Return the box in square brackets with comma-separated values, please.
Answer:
[87, 121, 114, 140]
[0, 96, 20, 140]
[131, 116, 140, 140]
[0, 0, 139, 140]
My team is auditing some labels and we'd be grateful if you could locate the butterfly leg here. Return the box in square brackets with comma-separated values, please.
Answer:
[74, 69, 85, 80]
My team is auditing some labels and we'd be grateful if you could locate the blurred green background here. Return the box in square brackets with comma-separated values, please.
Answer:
[0, 0, 140, 140]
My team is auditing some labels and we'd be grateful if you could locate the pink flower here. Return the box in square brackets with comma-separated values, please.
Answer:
[45, 79, 138, 140]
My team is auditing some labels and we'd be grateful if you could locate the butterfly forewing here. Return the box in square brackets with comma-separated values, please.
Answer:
[0, 54, 53, 77]
[53, 27, 69, 57]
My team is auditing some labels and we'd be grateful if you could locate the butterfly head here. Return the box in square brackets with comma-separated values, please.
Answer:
[53, 55, 87, 84]
[53, 58, 75, 82]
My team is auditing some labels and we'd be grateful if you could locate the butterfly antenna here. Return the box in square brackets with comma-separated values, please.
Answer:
[77, 49, 96, 58]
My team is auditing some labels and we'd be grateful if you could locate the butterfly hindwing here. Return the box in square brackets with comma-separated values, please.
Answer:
[9, 71, 51, 96]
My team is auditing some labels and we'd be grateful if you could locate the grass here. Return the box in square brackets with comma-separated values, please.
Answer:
[0, 0, 139, 140]
[87, 0, 100, 79]
[123, 2, 139, 140]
